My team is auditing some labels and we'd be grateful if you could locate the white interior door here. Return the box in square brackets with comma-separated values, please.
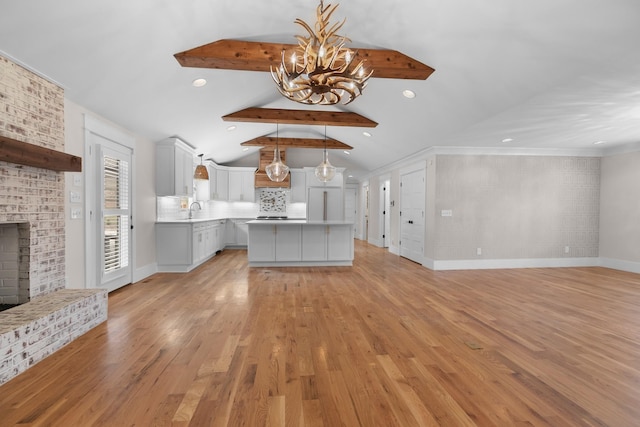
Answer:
[98, 142, 133, 291]
[400, 168, 425, 263]
[381, 181, 391, 247]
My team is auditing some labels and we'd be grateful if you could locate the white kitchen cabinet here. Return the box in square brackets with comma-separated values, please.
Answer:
[307, 187, 343, 222]
[248, 223, 302, 262]
[213, 222, 225, 252]
[301, 224, 354, 262]
[156, 138, 194, 196]
[228, 168, 256, 202]
[290, 169, 306, 203]
[215, 167, 229, 201]
[156, 223, 192, 267]
[276, 225, 302, 261]
[207, 163, 217, 199]
[248, 224, 277, 262]
[156, 220, 224, 272]
[301, 225, 326, 261]
[248, 221, 353, 266]
[192, 223, 206, 264]
[235, 220, 249, 245]
[225, 219, 250, 247]
[327, 224, 353, 260]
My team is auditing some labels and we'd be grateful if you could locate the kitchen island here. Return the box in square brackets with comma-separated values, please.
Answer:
[247, 219, 354, 267]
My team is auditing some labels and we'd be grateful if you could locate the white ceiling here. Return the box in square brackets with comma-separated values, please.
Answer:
[1, 0, 639, 180]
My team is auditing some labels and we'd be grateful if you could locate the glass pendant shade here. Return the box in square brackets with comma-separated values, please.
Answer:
[315, 150, 336, 182]
[266, 147, 290, 182]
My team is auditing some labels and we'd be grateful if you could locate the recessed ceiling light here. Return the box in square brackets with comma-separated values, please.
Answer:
[402, 89, 416, 99]
[343, 150, 350, 155]
[192, 78, 207, 87]
[363, 131, 372, 137]
[594, 140, 606, 145]
[348, 175, 354, 178]
[501, 138, 513, 143]
[227, 125, 237, 131]
[242, 147, 249, 152]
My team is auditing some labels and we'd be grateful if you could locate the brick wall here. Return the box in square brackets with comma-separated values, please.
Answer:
[0, 55, 66, 300]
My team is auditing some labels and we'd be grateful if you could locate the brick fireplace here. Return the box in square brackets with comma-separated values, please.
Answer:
[0, 55, 67, 300]
[0, 55, 107, 385]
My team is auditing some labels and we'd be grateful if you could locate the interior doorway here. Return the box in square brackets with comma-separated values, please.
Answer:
[399, 167, 425, 264]
[380, 180, 391, 247]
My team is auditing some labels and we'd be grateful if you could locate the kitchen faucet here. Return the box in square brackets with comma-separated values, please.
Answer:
[188, 201, 201, 219]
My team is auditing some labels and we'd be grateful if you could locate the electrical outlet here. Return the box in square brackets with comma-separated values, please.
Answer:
[441, 209, 453, 217]
[564, 246, 570, 254]
[71, 208, 82, 219]
[477, 247, 482, 256]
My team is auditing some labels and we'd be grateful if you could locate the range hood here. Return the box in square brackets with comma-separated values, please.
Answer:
[255, 147, 291, 188]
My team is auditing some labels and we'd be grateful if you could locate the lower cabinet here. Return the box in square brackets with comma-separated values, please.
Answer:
[157, 220, 225, 272]
[225, 219, 249, 247]
[248, 224, 302, 262]
[248, 222, 353, 266]
[302, 224, 354, 261]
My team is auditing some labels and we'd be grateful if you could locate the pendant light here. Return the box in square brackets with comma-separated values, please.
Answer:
[265, 123, 290, 182]
[315, 126, 336, 182]
[194, 154, 209, 180]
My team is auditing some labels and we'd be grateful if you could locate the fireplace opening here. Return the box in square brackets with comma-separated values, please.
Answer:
[0, 222, 29, 311]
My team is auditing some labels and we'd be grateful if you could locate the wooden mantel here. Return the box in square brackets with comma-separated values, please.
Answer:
[0, 135, 82, 172]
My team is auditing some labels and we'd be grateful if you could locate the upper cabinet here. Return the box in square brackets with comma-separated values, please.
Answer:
[208, 163, 229, 201]
[228, 168, 256, 202]
[290, 169, 306, 203]
[156, 138, 195, 196]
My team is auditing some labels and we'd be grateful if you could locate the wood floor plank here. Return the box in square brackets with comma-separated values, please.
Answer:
[1, 242, 639, 426]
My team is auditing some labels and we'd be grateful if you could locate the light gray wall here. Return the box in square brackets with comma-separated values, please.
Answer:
[433, 155, 600, 260]
[367, 175, 382, 246]
[425, 155, 437, 261]
[388, 169, 401, 251]
[599, 151, 640, 264]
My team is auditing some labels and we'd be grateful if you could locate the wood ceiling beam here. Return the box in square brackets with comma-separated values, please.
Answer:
[241, 136, 353, 150]
[222, 107, 377, 127]
[0, 135, 82, 172]
[174, 39, 435, 80]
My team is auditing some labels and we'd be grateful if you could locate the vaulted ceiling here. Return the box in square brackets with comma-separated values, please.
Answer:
[1, 0, 639, 180]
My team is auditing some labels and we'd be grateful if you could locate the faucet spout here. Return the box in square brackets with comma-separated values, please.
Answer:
[188, 201, 202, 219]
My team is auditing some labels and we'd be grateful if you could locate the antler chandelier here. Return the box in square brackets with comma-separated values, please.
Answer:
[271, 1, 373, 105]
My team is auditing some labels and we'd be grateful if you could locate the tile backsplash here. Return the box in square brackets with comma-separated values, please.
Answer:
[259, 189, 288, 214]
[156, 189, 307, 221]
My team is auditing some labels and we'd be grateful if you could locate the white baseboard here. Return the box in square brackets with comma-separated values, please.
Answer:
[598, 257, 640, 274]
[422, 257, 435, 270]
[431, 257, 599, 271]
[389, 245, 400, 255]
[134, 263, 158, 283]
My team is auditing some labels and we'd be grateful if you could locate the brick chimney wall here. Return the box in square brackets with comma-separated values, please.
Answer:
[0, 55, 66, 301]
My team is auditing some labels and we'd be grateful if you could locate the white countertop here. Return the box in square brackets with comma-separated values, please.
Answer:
[156, 218, 228, 224]
[156, 218, 354, 225]
[247, 219, 353, 225]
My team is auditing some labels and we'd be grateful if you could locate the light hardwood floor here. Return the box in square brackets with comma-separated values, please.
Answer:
[1, 241, 639, 426]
